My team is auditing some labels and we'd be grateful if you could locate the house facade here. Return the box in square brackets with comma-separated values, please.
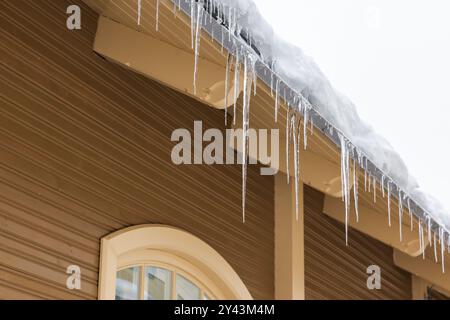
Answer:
[0, 0, 447, 300]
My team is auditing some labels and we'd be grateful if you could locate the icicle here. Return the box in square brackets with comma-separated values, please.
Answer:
[387, 181, 391, 227]
[190, 0, 195, 48]
[447, 233, 450, 254]
[137, 0, 142, 25]
[270, 73, 274, 96]
[381, 175, 385, 197]
[303, 106, 309, 149]
[207, 0, 214, 22]
[156, 0, 160, 31]
[286, 107, 290, 184]
[418, 221, 422, 252]
[339, 134, 350, 245]
[364, 167, 367, 191]
[192, 2, 203, 95]
[440, 228, 445, 273]
[353, 157, 359, 223]
[224, 53, 232, 126]
[373, 178, 377, 203]
[368, 174, 372, 193]
[296, 121, 301, 220]
[252, 60, 257, 96]
[364, 158, 368, 192]
[292, 115, 300, 220]
[434, 232, 438, 263]
[274, 79, 280, 122]
[232, 46, 240, 125]
[428, 216, 432, 245]
[310, 113, 314, 136]
[408, 198, 413, 231]
[398, 190, 403, 242]
[269, 60, 276, 96]
[241, 52, 255, 223]
[419, 221, 425, 259]
[227, 5, 232, 41]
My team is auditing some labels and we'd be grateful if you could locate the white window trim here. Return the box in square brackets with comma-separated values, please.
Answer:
[98, 224, 252, 300]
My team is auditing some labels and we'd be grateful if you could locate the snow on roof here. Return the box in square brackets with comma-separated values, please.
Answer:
[166, 0, 449, 257]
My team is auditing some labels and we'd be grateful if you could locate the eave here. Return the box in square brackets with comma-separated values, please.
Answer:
[82, 0, 446, 257]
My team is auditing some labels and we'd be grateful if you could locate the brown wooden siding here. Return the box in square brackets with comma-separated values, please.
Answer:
[304, 186, 412, 299]
[0, 0, 274, 299]
[427, 288, 449, 300]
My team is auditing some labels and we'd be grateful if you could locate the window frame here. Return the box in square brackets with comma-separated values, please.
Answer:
[98, 224, 252, 300]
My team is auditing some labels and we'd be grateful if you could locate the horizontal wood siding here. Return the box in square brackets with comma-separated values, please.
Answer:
[0, 0, 274, 299]
[304, 186, 412, 299]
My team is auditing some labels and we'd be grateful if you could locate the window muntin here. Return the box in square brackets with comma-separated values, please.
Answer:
[115, 264, 213, 300]
[176, 274, 201, 300]
[115, 266, 141, 300]
[144, 266, 172, 300]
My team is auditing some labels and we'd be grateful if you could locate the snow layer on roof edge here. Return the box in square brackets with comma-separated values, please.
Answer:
[214, 0, 450, 230]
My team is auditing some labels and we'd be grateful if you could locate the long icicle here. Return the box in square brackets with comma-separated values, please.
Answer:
[193, 2, 203, 95]
[286, 106, 290, 184]
[156, 0, 160, 31]
[241, 52, 255, 223]
[387, 181, 391, 227]
[270, 60, 275, 96]
[434, 231, 438, 263]
[137, 0, 142, 25]
[440, 228, 445, 273]
[428, 216, 432, 245]
[224, 53, 232, 125]
[398, 190, 403, 242]
[190, 0, 195, 48]
[274, 79, 280, 122]
[296, 121, 301, 220]
[419, 221, 425, 259]
[233, 46, 240, 125]
[364, 158, 368, 191]
[408, 198, 413, 231]
[303, 105, 309, 150]
[373, 177, 377, 203]
[339, 134, 350, 245]
[292, 115, 300, 220]
[252, 60, 257, 96]
[448, 233, 450, 254]
[353, 156, 359, 223]
[418, 221, 422, 254]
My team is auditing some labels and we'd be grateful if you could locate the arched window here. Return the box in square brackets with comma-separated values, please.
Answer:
[98, 224, 252, 300]
[116, 264, 211, 300]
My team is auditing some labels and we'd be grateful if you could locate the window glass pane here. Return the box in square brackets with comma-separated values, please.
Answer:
[144, 267, 172, 300]
[176, 274, 201, 300]
[115, 266, 141, 300]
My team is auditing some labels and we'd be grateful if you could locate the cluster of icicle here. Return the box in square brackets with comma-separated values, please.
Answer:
[339, 134, 449, 273]
[137, 0, 450, 273]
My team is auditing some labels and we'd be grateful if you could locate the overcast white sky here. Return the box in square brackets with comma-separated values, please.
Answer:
[254, 0, 450, 211]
